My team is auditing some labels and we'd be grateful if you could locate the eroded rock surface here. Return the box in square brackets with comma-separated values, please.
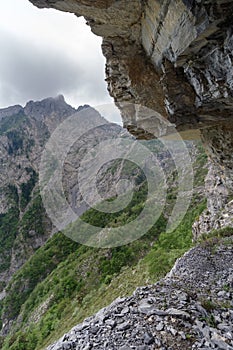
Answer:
[29, 0, 233, 237]
[193, 124, 233, 237]
[29, 0, 233, 134]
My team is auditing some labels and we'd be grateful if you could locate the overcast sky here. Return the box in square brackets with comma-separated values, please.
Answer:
[0, 0, 122, 122]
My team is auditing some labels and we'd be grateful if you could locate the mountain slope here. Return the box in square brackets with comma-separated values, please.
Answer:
[44, 230, 233, 350]
[0, 136, 208, 349]
[0, 197, 208, 350]
[0, 96, 129, 336]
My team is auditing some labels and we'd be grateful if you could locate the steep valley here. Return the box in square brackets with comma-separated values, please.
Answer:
[0, 95, 220, 350]
[0, 0, 232, 348]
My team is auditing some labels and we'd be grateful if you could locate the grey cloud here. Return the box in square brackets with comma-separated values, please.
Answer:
[0, 31, 109, 108]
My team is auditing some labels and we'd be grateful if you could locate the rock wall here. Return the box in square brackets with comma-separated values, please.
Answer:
[193, 124, 233, 237]
[29, 0, 233, 131]
[29, 0, 233, 235]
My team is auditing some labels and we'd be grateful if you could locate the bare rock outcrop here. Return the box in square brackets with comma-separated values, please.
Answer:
[29, 0, 233, 132]
[29, 0, 233, 237]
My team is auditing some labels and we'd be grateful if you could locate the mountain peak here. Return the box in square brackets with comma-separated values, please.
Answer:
[56, 94, 65, 102]
[24, 95, 76, 120]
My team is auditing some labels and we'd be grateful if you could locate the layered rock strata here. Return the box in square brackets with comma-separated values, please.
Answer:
[29, 0, 233, 235]
[29, 1, 233, 133]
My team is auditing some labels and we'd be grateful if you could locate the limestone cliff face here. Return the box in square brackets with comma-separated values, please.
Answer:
[29, 0, 233, 236]
[193, 125, 233, 236]
[29, 0, 233, 132]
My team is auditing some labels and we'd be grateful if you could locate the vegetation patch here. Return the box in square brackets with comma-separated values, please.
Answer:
[0, 141, 209, 350]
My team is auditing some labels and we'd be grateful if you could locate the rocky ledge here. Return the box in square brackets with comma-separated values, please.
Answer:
[47, 236, 233, 350]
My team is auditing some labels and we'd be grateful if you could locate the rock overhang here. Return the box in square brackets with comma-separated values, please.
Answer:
[29, 0, 233, 139]
[28, 0, 233, 237]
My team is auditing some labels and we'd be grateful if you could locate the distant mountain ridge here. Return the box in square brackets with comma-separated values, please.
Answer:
[0, 95, 75, 119]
